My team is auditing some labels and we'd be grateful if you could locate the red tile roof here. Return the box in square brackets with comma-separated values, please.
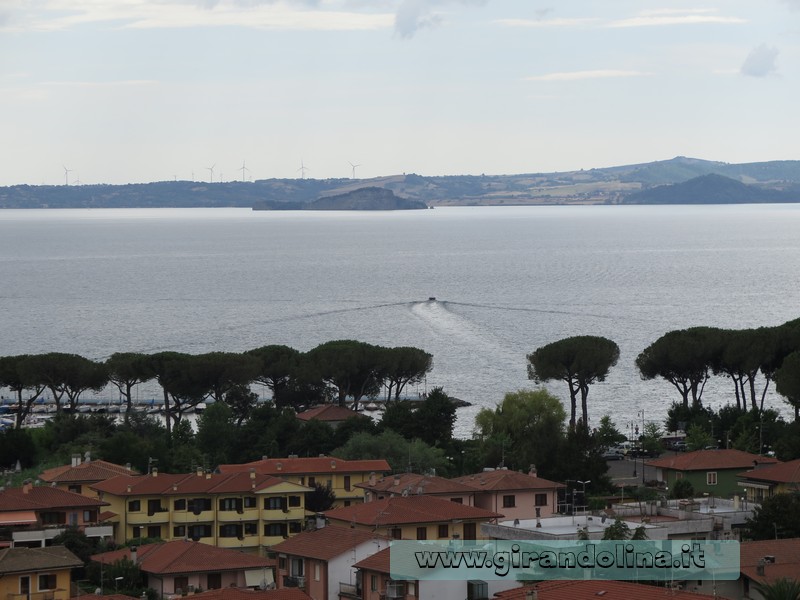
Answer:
[0, 485, 108, 512]
[70, 595, 139, 600]
[192, 589, 311, 600]
[270, 526, 387, 561]
[740, 538, 800, 585]
[495, 581, 722, 599]
[40, 460, 138, 484]
[738, 458, 800, 484]
[218, 456, 390, 476]
[352, 546, 390, 573]
[296, 405, 358, 422]
[453, 469, 564, 492]
[91, 540, 272, 575]
[324, 495, 502, 527]
[357, 473, 477, 496]
[91, 471, 294, 496]
[0, 546, 83, 573]
[645, 449, 779, 472]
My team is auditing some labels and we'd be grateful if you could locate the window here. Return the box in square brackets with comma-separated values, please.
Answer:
[370, 575, 378, 592]
[534, 493, 548, 507]
[219, 497, 243, 512]
[265, 497, 287, 510]
[344, 476, 351, 491]
[128, 499, 141, 512]
[502, 495, 516, 508]
[299, 477, 305, 486]
[438, 524, 448, 538]
[326, 479, 332, 488]
[308, 476, 316, 486]
[707, 472, 718, 486]
[173, 525, 186, 538]
[219, 524, 242, 538]
[289, 521, 302, 534]
[83, 510, 95, 522]
[450, 497, 463, 504]
[188, 524, 212, 539]
[41, 512, 65, 525]
[69, 512, 78, 526]
[288, 495, 301, 507]
[147, 525, 161, 538]
[390, 528, 402, 539]
[314, 563, 320, 582]
[38, 574, 57, 591]
[68, 484, 81, 494]
[207, 573, 222, 590]
[244, 522, 258, 535]
[407, 582, 416, 596]
[20, 576, 30, 595]
[416, 526, 427, 540]
[244, 496, 257, 509]
[279, 557, 286, 570]
[265, 523, 288, 537]
[174, 576, 188, 595]
[463, 523, 477, 541]
[174, 499, 186, 511]
[147, 499, 164, 515]
[188, 498, 212, 513]
[132, 526, 142, 538]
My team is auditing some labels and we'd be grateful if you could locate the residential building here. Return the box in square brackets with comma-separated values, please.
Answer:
[737, 458, 800, 503]
[494, 580, 725, 600]
[356, 472, 477, 505]
[271, 524, 390, 600]
[0, 482, 110, 548]
[645, 449, 778, 497]
[91, 469, 310, 551]
[713, 538, 800, 600]
[217, 457, 390, 508]
[452, 467, 564, 520]
[91, 540, 275, 598]
[295, 405, 360, 429]
[0, 546, 82, 600]
[324, 495, 502, 541]
[40, 454, 137, 499]
[352, 546, 519, 600]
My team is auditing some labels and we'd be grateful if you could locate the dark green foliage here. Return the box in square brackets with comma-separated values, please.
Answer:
[745, 494, 800, 540]
[594, 416, 626, 448]
[195, 402, 236, 466]
[602, 518, 631, 540]
[286, 420, 337, 457]
[51, 526, 97, 565]
[776, 351, 800, 421]
[305, 482, 337, 513]
[0, 428, 38, 468]
[246, 345, 301, 407]
[380, 387, 456, 447]
[333, 430, 450, 475]
[754, 577, 800, 600]
[670, 479, 694, 499]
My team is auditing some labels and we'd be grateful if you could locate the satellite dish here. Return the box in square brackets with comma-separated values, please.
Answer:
[259, 580, 268, 590]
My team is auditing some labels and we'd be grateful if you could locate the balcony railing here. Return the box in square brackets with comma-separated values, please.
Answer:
[284, 576, 305, 589]
[339, 582, 360, 598]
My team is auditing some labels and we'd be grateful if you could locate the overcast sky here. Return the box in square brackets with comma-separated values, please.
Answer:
[1, 0, 798, 185]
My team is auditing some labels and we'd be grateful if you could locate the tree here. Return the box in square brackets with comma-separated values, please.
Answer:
[745, 493, 800, 540]
[527, 336, 619, 430]
[684, 423, 714, 451]
[28, 352, 108, 412]
[636, 327, 717, 409]
[754, 577, 800, 600]
[602, 518, 631, 540]
[0, 354, 47, 428]
[594, 415, 626, 449]
[333, 430, 450, 475]
[105, 353, 155, 422]
[195, 401, 236, 466]
[223, 384, 260, 427]
[305, 482, 337, 513]
[305, 340, 386, 410]
[776, 351, 800, 421]
[382, 346, 433, 401]
[640, 422, 664, 456]
[670, 479, 694, 499]
[474, 389, 566, 478]
[247, 345, 301, 406]
[191, 352, 261, 403]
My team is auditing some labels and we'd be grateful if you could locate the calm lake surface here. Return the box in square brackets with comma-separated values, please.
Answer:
[1, 205, 799, 438]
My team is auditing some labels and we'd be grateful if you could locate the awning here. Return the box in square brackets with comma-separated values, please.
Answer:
[0, 511, 37, 525]
[738, 481, 771, 490]
[244, 569, 274, 588]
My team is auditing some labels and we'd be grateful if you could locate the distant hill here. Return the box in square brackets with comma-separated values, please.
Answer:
[623, 174, 800, 204]
[253, 187, 428, 211]
[3, 157, 800, 208]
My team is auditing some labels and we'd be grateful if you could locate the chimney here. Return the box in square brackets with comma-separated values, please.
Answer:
[22, 479, 32, 494]
[369, 472, 376, 486]
[393, 475, 401, 486]
[757, 558, 765, 576]
[276, 462, 282, 471]
[529, 464, 537, 478]
[525, 587, 538, 600]
[151, 467, 158, 477]
[331, 460, 336, 470]
[72, 453, 81, 468]
[249, 468, 256, 480]
[315, 513, 326, 530]
[197, 467, 203, 477]
[84, 450, 91, 463]
[130, 546, 138, 565]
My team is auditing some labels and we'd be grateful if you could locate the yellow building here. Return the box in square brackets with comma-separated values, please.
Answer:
[91, 469, 310, 553]
[0, 546, 82, 600]
[217, 456, 390, 507]
[737, 458, 800, 503]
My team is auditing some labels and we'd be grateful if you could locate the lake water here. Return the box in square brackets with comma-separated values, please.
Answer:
[1, 205, 799, 438]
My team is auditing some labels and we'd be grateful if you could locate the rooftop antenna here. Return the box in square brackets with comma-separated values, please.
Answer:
[238, 160, 251, 182]
[62, 165, 72, 186]
[206, 164, 215, 183]
[349, 161, 361, 179]
[297, 159, 308, 179]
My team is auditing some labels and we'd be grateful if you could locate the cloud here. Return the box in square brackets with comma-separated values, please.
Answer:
[525, 69, 650, 82]
[496, 8, 744, 30]
[394, 0, 486, 39]
[782, 0, 800, 10]
[740, 44, 779, 77]
[495, 17, 599, 28]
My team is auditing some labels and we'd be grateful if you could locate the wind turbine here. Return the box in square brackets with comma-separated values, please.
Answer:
[62, 165, 72, 186]
[206, 164, 215, 184]
[238, 160, 251, 182]
[349, 161, 361, 180]
[297, 159, 309, 179]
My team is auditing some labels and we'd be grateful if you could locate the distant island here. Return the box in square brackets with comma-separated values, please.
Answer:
[2, 156, 800, 208]
[252, 186, 429, 211]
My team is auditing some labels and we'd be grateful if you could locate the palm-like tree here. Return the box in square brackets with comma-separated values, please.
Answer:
[755, 577, 800, 600]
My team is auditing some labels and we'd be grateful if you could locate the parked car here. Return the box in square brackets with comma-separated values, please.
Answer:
[601, 449, 625, 461]
[670, 441, 687, 452]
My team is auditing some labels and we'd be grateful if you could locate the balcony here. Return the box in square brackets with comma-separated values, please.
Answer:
[339, 582, 361, 598]
[13, 524, 114, 544]
[284, 576, 305, 589]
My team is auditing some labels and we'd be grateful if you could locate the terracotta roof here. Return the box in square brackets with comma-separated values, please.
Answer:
[352, 546, 390, 573]
[324, 495, 502, 527]
[70, 595, 138, 600]
[645, 449, 779, 472]
[218, 456, 390, 476]
[356, 473, 477, 496]
[91, 540, 272, 575]
[740, 538, 800, 585]
[192, 588, 311, 600]
[738, 458, 800, 484]
[40, 460, 138, 484]
[0, 546, 83, 573]
[270, 526, 387, 561]
[495, 581, 723, 599]
[296, 405, 358, 422]
[453, 469, 564, 492]
[91, 471, 295, 496]
[0, 486, 108, 512]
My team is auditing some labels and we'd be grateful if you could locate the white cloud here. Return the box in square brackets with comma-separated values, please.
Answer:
[393, 0, 486, 39]
[494, 17, 599, 28]
[740, 44, 779, 77]
[496, 8, 744, 30]
[525, 70, 650, 82]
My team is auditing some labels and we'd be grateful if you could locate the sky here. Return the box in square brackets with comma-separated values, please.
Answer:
[1, 0, 799, 186]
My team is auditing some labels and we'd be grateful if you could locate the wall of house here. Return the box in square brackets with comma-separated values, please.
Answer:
[0, 567, 73, 600]
[471, 489, 559, 520]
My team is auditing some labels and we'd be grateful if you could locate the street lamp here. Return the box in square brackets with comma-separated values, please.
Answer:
[638, 410, 646, 484]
